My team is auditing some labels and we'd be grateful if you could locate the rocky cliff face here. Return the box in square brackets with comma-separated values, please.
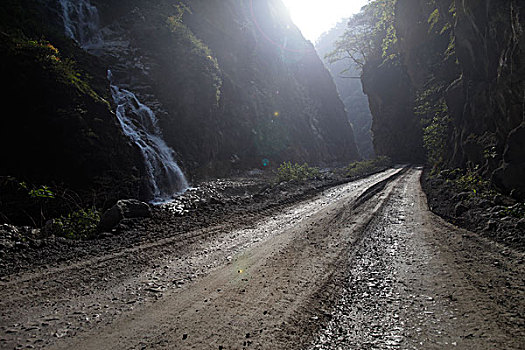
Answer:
[90, 0, 359, 177]
[0, 0, 359, 222]
[361, 57, 425, 163]
[353, 8, 426, 163]
[316, 21, 375, 159]
[0, 0, 145, 205]
[349, 0, 523, 197]
[453, 0, 525, 199]
[392, 0, 525, 198]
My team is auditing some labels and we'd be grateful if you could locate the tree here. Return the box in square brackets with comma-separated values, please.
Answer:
[326, 0, 398, 69]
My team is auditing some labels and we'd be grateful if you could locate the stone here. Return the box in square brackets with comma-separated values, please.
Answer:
[485, 220, 498, 231]
[453, 192, 471, 202]
[0, 239, 14, 250]
[494, 194, 517, 207]
[478, 199, 492, 209]
[454, 202, 468, 216]
[98, 199, 151, 231]
[517, 219, 525, 231]
[0, 224, 19, 239]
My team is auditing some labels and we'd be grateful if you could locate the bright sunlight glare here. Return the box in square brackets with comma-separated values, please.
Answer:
[281, 0, 369, 43]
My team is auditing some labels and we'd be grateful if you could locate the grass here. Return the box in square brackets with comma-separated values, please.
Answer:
[275, 162, 320, 183]
[345, 156, 392, 178]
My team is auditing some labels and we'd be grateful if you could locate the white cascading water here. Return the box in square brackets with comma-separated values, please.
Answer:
[59, 0, 102, 50]
[108, 71, 189, 202]
[58, 0, 189, 202]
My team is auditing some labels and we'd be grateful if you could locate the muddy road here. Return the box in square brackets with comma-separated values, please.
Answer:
[1, 168, 523, 349]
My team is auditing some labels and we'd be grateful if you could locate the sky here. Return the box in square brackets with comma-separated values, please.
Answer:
[281, 0, 370, 43]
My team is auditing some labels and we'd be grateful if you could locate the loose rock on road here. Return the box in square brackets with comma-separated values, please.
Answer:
[0, 167, 523, 349]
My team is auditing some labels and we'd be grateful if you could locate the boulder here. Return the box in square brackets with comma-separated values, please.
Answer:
[98, 199, 151, 231]
[454, 202, 468, 216]
[0, 224, 20, 239]
[517, 219, 525, 231]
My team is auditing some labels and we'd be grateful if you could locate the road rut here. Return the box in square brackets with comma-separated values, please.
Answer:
[1, 167, 523, 350]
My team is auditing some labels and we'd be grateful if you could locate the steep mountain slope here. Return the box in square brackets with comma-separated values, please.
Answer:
[0, 0, 359, 224]
[394, 0, 525, 198]
[316, 21, 375, 159]
[0, 0, 145, 223]
[90, 0, 359, 177]
[338, 0, 523, 198]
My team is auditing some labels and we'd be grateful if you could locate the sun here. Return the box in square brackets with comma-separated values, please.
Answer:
[281, 0, 369, 42]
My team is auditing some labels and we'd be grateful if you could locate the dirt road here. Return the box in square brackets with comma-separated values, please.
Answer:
[1, 168, 523, 349]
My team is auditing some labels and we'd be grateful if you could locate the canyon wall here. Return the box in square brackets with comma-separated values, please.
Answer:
[357, 0, 524, 197]
[316, 21, 375, 159]
[90, 0, 359, 178]
[0, 0, 359, 219]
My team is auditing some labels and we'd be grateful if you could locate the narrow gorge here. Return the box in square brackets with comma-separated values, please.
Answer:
[1, 0, 359, 223]
[0, 1, 524, 349]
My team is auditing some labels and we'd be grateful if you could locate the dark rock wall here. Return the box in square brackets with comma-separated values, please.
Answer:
[354, 2, 425, 163]
[316, 21, 375, 159]
[453, 0, 525, 198]
[0, 0, 144, 196]
[363, 0, 524, 197]
[91, 0, 359, 178]
[362, 57, 425, 163]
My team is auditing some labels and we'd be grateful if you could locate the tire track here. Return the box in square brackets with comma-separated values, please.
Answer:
[0, 168, 403, 349]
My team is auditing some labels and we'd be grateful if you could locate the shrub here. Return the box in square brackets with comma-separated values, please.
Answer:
[10, 38, 104, 102]
[49, 207, 101, 240]
[501, 203, 525, 219]
[275, 162, 320, 182]
[454, 166, 493, 197]
[20, 182, 55, 199]
[345, 156, 391, 178]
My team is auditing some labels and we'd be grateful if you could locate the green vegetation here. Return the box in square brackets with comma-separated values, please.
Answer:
[275, 162, 320, 182]
[20, 182, 55, 199]
[455, 167, 493, 197]
[166, 4, 222, 105]
[501, 203, 525, 219]
[48, 208, 101, 240]
[441, 167, 495, 199]
[1, 179, 105, 239]
[326, 0, 398, 69]
[345, 156, 392, 178]
[439, 167, 524, 219]
[4, 36, 106, 104]
[415, 85, 451, 169]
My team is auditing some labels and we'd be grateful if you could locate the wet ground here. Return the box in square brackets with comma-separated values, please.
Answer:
[0, 168, 523, 349]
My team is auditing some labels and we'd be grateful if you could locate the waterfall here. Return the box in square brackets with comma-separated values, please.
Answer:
[59, 0, 102, 50]
[108, 71, 189, 202]
[59, 0, 189, 202]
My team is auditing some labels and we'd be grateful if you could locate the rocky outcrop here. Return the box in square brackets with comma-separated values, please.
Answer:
[98, 199, 151, 231]
[361, 57, 425, 163]
[338, 2, 425, 163]
[316, 21, 374, 159]
[452, 0, 525, 199]
[90, 0, 359, 177]
[0, 0, 146, 225]
[392, 0, 525, 198]
[356, 0, 524, 197]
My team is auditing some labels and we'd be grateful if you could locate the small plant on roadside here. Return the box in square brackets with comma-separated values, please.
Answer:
[20, 182, 55, 199]
[501, 203, 525, 219]
[275, 162, 320, 182]
[49, 207, 101, 240]
[345, 156, 392, 178]
[18, 181, 56, 226]
[455, 166, 493, 197]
